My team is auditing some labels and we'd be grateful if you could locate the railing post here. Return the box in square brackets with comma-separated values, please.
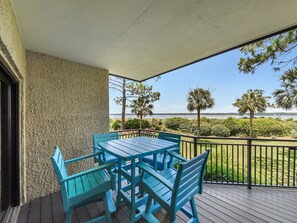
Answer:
[247, 139, 252, 189]
[194, 137, 197, 157]
[138, 129, 141, 137]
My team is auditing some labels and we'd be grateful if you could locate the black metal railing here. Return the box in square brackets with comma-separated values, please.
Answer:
[116, 129, 297, 188]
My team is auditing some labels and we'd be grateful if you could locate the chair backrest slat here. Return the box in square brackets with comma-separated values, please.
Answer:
[51, 146, 69, 209]
[93, 132, 119, 146]
[158, 132, 181, 147]
[51, 146, 68, 180]
[172, 150, 209, 209]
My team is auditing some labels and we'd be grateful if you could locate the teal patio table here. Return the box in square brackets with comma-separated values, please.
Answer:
[98, 136, 178, 223]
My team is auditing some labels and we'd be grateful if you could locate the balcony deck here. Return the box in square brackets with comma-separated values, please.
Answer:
[16, 184, 297, 223]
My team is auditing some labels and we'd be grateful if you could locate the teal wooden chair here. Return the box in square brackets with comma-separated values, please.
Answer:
[93, 132, 119, 164]
[137, 150, 209, 223]
[142, 132, 181, 170]
[51, 146, 116, 223]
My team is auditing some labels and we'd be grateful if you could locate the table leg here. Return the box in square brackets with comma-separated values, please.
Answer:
[116, 158, 122, 206]
[130, 159, 136, 222]
[153, 154, 157, 170]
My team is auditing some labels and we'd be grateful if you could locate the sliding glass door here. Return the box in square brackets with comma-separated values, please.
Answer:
[0, 64, 19, 212]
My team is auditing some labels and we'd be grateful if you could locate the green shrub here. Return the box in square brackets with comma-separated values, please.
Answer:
[154, 125, 162, 131]
[149, 118, 163, 131]
[237, 118, 288, 136]
[237, 120, 250, 135]
[207, 118, 224, 126]
[164, 117, 191, 130]
[224, 117, 240, 136]
[178, 123, 197, 134]
[111, 119, 121, 130]
[125, 118, 150, 129]
[199, 123, 212, 136]
[211, 124, 230, 137]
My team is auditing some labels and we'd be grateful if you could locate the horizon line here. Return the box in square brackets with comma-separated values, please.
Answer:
[110, 112, 297, 115]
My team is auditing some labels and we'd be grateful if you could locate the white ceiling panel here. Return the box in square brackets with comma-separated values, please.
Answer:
[12, 0, 297, 81]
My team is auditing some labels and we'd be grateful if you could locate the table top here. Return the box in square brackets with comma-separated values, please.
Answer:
[98, 136, 178, 160]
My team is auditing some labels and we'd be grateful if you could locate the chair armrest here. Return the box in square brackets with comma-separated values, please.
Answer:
[60, 162, 115, 183]
[167, 147, 180, 153]
[93, 146, 102, 151]
[137, 162, 173, 190]
[168, 151, 188, 162]
[65, 151, 103, 164]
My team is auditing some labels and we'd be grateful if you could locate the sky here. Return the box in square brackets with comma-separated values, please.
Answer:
[109, 48, 293, 114]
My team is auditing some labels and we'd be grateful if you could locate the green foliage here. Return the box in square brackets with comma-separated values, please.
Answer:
[236, 118, 288, 137]
[206, 118, 224, 126]
[224, 117, 241, 135]
[199, 123, 212, 136]
[238, 29, 297, 73]
[273, 68, 297, 110]
[187, 88, 215, 133]
[211, 124, 231, 137]
[149, 118, 163, 131]
[111, 119, 121, 130]
[110, 77, 160, 130]
[164, 117, 191, 130]
[233, 89, 270, 137]
[125, 118, 150, 129]
[233, 89, 270, 116]
[238, 29, 297, 113]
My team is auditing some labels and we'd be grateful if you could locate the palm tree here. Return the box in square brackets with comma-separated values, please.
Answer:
[273, 68, 297, 110]
[130, 96, 153, 129]
[233, 89, 269, 137]
[187, 88, 215, 134]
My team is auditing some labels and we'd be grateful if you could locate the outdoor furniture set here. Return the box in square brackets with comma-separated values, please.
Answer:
[51, 132, 209, 223]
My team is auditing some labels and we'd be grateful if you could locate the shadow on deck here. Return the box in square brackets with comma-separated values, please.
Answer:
[16, 184, 297, 223]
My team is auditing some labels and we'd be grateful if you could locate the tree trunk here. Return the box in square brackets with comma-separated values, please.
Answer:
[140, 114, 143, 129]
[249, 112, 253, 137]
[197, 110, 201, 135]
[121, 79, 126, 130]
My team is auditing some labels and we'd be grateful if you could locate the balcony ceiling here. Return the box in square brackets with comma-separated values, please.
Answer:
[12, 0, 297, 81]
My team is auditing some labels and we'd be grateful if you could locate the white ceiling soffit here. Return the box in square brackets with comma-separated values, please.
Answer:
[12, 0, 297, 81]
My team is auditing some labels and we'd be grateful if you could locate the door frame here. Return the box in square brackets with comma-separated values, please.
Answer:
[0, 62, 19, 211]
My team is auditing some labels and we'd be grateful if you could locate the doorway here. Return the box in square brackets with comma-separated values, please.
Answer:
[0, 63, 19, 213]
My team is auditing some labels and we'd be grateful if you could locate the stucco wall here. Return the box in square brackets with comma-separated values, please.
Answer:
[0, 0, 26, 203]
[25, 51, 109, 201]
[0, 0, 26, 77]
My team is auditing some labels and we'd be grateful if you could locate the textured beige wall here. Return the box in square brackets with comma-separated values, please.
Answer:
[0, 0, 26, 77]
[25, 51, 109, 201]
[0, 0, 26, 202]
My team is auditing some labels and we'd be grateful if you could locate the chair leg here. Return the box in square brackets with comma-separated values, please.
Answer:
[106, 190, 116, 213]
[190, 198, 199, 223]
[103, 193, 112, 223]
[145, 196, 153, 213]
[169, 214, 176, 223]
[65, 208, 73, 223]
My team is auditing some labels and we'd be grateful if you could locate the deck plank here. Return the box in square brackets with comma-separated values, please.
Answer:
[17, 203, 30, 223]
[16, 185, 297, 223]
[206, 187, 293, 223]
[75, 206, 91, 223]
[27, 197, 41, 223]
[214, 187, 297, 218]
[51, 192, 65, 223]
[41, 195, 53, 223]
[197, 192, 266, 223]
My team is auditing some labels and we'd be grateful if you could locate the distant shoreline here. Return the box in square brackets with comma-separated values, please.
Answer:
[110, 112, 297, 116]
[110, 112, 297, 120]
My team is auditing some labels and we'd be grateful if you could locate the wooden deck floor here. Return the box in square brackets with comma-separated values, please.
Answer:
[16, 184, 297, 223]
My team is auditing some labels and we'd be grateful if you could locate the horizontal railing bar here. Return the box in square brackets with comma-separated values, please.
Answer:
[118, 129, 297, 142]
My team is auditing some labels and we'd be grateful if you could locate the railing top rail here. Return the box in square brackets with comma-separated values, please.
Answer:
[115, 129, 297, 143]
